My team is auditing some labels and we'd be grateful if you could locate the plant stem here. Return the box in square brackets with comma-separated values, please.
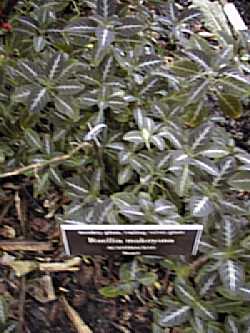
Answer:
[0, 142, 91, 179]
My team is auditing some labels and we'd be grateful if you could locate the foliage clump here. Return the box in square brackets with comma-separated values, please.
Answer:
[0, 0, 250, 332]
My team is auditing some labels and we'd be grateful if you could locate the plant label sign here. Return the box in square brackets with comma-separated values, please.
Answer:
[224, 3, 247, 31]
[61, 225, 203, 256]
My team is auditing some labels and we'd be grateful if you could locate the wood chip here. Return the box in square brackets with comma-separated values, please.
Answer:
[39, 257, 81, 272]
[0, 241, 52, 251]
[61, 296, 93, 333]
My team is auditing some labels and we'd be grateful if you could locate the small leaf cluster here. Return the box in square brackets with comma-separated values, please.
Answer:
[0, 0, 250, 332]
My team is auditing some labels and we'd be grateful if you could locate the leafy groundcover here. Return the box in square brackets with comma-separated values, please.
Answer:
[0, 0, 250, 332]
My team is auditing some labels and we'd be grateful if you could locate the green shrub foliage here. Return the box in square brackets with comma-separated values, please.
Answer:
[0, 0, 250, 332]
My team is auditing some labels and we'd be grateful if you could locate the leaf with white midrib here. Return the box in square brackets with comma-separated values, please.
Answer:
[199, 273, 217, 296]
[118, 166, 133, 185]
[116, 17, 143, 36]
[54, 95, 75, 119]
[66, 181, 88, 195]
[18, 61, 39, 81]
[175, 284, 216, 320]
[176, 163, 190, 197]
[95, 28, 114, 62]
[221, 218, 238, 248]
[64, 18, 96, 34]
[193, 0, 232, 38]
[158, 128, 182, 149]
[159, 306, 191, 327]
[28, 87, 49, 113]
[25, 129, 42, 150]
[219, 260, 244, 293]
[213, 157, 236, 185]
[0, 296, 6, 324]
[48, 53, 64, 81]
[239, 284, 250, 300]
[190, 196, 213, 217]
[192, 158, 219, 176]
[191, 123, 213, 151]
[56, 81, 83, 95]
[97, 0, 116, 18]
[137, 55, 162, 71]
[225, 315, 239, 333]
[228, 171, 250, 191]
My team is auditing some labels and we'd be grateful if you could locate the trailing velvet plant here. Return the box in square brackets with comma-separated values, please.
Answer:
[0, 0, 250, 332]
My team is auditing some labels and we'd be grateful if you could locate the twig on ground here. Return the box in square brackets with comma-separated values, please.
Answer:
[39, 257, 81, 272]
[17, 276, 26, 333]
[0, 142, 91, 179]
[0, 240, 52, 251]
[60, 295, 93, 333]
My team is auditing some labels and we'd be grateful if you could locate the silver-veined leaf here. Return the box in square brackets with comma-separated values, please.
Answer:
[28, 87, 49, 113]
[158, 128, 182, 149]
[118, 165, 133, 185]
[190, 123, 213, 151]
[16, 16, 38, 32]
[13, 85, 32, 103]
[225, 315, 240, 333]
[116, 17, 143, 37]
[120, 205, 144, 219]
[198, 146, 229, 158]
[192, 0, 232, 41]
[218, 76, 250, 97]
[95, 28, 115, 62]
[25, 129, 43, 150]
[159, 306, 191, 327]
[182, 50, 210, 71]
[55, 81, 84, 95]
[194, 302, 217, 321]
[219, 260, 244, 293]
[64, 18, 96, 34]
[190, 313, 206, 333]
[176, 163, 190, 197]
[97, 0, 116, 18]
[154, 199, 176, 215]
[134, 107, 145, 130]
[214, 157, 236, 184]
[239, 284, 250, 301]
[65, 177, 88, 197]
[199, 273, 218, 297]
[183, 101, 208, 128]
[137, 55, 162, 72]
[17, 60, 40, 82]
[186, 79, 209, 104]
[151, 135, 165, 151]
[0, 296, 7, 324]
[217, 93, 242, 119]
[54, 95, 76, 119]
[191, 157, 219, 176]
[175, 282, 217, 320]
[190, 196, 213, 217]
[49, 167, 63, 186]
[220, 217, 239, 248]
[228, 171, 250, 191]
[46, 53, 65, 81]
[33, 36, 46, 52]
[235, 153, 250, 165]
[84, 123, 106, 141]
[220, 200, 246, 215]
[123, 131, 143, 144]
[171, 59, 200, 77]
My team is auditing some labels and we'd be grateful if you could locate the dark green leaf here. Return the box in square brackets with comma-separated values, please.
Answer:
[218, 93, 242, 119]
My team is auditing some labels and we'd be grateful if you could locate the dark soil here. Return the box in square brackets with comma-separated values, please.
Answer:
[0, 1, 249, 333]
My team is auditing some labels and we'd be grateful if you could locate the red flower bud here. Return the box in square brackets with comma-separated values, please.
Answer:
[0, 22, 12, 31]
